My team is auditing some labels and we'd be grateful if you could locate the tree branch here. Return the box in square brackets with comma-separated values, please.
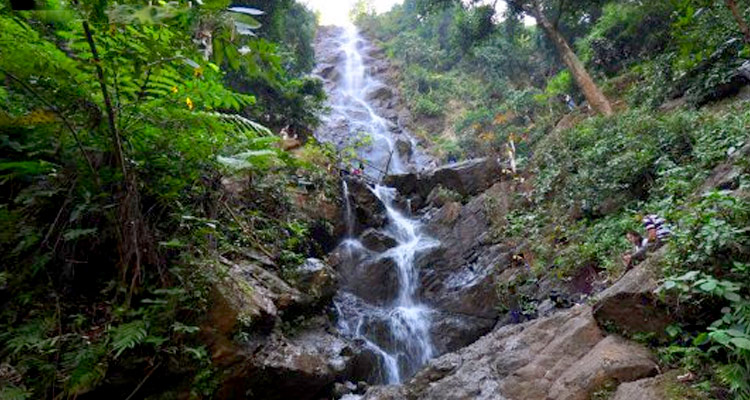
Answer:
[82, 20, 128, 179]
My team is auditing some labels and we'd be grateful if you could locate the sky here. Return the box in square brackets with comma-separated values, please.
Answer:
[302, 0, 403, 25]
[302, 0, 520, 26]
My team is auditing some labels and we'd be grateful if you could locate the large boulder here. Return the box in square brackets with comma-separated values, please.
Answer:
[359, 228, 398, 253]
[611, 370, 699, 400]
[210, 257, 308, 333]
[362, 306, 658, 400]
[384, 158, 506, 202]
[547, 336, 658, 400]
[428, 311, 496, 355]
[367, 84, 394, 102]
[592, 249, 674, 337]
[345, 177, 387, 233]
[216, 326, 378, 400]
[340, 256, 400, 306]
[296, 258, 338, 303]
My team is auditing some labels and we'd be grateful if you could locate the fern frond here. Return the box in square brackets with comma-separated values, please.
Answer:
[110, 320, 147, 358]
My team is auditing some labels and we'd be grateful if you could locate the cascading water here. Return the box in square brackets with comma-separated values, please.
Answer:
[336, 185, 438, 383]
[320, 25, 411, 177]
[314, 24, 439, 383]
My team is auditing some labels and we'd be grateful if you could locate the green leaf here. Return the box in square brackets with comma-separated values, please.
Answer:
[111, 320, 148, 358]
[699, 280, 717, 292]
[724, 292, 741, 302]
[63, 228, 98, 241]
[693, 332, 710, 346]
[674, 270, 700, 281]
[730, 337, 750, 350]
[158, 239, 184, 248]
[666, 325, 682, 338]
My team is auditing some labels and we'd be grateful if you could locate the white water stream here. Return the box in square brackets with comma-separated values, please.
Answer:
[319, 25, 438, 383]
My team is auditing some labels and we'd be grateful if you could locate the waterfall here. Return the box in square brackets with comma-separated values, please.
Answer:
[315, 24, 439, 383]
[370, 185, 437, 379]
[329, 25, 404, 177]
[335, 184, 438, 383]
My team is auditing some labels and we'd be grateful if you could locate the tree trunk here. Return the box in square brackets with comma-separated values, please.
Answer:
[725, 0, 750, 44]
[530, 4, 614, 116]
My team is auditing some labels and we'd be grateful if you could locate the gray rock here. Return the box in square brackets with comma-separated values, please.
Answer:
[345, 177, 387, 233]
[592, 249, 674, 337]
[341, 256, 400, 306]
[363, 306, 658, 400]
[367, 84, 394, 102]
[296, 258, 338, 302]
[359, 229, 398, 253]
[611, 371, 691, 400]
[215, 328, 376, 400]
[384, 158, 507, 201]
[547, 335, 658, 400]
[395, 139, 413, 160]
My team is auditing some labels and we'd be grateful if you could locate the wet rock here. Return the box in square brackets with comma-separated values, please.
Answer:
[342, 257, 400, 306]
[345, 177, 386, 233]
[296, 258, 338, 302]
[318, 64, 341, 82]
[360, 228, 398, 252]
[395, 139, 413, 160]
[333, 381, 358, 398]
[384, 158, 506, 201]
[425, 185, 462, 208]
[367, 84, 394, 102]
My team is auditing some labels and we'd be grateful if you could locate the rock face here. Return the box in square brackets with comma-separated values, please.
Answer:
[384, 158, 507, 205]
[345, 177, 387, 234]
[203, 256, 378, 400]
[412, 183, 515, 349]
[212, 257, 308, 331]
[362, 306, 657, 400]
[216, 325, 378, 400]
[296, 258, 338, 303]
[611, 370, 696, 400]
[592, 249, 674, 337]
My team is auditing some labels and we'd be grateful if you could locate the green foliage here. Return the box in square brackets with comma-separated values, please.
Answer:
[577, 2, 673, 75]
[0, 0, 330, 397]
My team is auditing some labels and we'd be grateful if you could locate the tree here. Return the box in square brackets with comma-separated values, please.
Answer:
[724, 0, 750, 44]
[507, 0, 614, 115]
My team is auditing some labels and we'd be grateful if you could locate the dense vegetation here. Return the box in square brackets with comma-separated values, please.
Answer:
[0, 1, 338, 398]
[357, 0, 749, 160]
[358, 0, 750, 397]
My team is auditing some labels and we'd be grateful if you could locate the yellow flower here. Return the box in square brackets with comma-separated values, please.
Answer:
[171, 86, 178, 94]
[186, 97, 194, 110]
